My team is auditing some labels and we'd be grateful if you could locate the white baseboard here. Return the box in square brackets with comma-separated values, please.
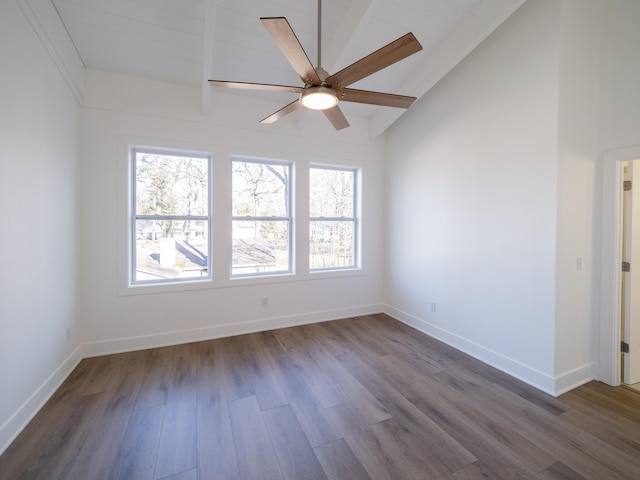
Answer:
[554, 363, 597, 396]
[383, 305, 558, 396]
[83, 304, 383, 358]
[0, 346, 83, 456]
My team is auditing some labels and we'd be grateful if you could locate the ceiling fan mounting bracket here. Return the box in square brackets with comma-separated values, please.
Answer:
[315, 67, 330, 83]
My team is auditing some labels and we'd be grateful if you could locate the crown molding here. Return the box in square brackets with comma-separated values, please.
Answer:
[16, 0, 85, 102]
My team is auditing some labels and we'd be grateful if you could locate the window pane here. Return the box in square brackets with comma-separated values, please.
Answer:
[131, 147, 211, 286]
[310, 220, 354, 269]
[310, 168, 354, 218]
[232, 220, 290, 275]
[134, 219, 209, 281]
[232, 161, 289, 217]
[136, 152, 209, 216]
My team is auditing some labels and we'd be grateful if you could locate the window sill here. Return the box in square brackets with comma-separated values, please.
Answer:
[119, 268, 364, 296]
[120, 277, 214, 296]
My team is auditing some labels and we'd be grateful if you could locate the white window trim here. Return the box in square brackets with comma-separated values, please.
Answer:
[117, 142, 365, 297]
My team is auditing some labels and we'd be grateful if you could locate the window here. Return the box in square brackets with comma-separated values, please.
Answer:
[131, 147, 211, 285]
[231, 159, 292, 276]
[309, 166, 357, 270]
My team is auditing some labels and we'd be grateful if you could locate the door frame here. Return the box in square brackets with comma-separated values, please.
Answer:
[600, 145, 640, 385]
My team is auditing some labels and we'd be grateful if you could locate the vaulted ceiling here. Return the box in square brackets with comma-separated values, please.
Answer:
[51, 0, 525, 135]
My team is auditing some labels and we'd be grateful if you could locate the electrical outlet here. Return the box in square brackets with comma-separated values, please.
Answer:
[430, 302, 437, 312]
[66, 327, 72, 341]
[261, 297, 269, 307]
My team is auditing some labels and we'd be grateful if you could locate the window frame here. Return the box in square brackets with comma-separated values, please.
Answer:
[129, 146, 213, 287]
[230, 156, 294, 278]
[309, 164, 359, 272]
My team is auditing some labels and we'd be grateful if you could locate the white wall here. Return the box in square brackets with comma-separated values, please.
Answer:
[0, 0, 82, 453]
[599, 0, 640, 153]
[384, 0, 561, 393]
[79, 70, 385, 355]
[554, 0, 603, 392]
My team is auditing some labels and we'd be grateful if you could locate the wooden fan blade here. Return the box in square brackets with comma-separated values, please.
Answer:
[261, 17, 321, 85]
[209, 80, 303, 94]
[326, 33, 422, 88]
[323, 106, 350, 130]
[340, 88, 416, 108]
[260, 100, 302, 124]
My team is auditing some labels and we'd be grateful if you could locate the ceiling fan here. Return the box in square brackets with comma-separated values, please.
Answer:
[208, 0, 423, 130]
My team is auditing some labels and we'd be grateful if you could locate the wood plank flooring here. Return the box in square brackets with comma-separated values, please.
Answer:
[2, 313, 640, 479]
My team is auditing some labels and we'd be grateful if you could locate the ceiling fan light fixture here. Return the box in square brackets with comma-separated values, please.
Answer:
[300, 85, 338, 110]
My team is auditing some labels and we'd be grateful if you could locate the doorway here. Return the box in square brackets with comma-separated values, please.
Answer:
[622, 160, 640, 387]
[599, 146, 640, 386]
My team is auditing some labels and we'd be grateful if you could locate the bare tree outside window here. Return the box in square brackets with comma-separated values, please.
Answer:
[132, 148, 210, 284]
[310, 167, 357, 269]
[232, 159, 291, 275]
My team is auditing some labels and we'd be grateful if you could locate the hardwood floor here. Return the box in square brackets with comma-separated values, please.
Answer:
[2, 314, 640, 479]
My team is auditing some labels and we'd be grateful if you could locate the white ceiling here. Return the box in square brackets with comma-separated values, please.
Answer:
[51, 0, 524, 132]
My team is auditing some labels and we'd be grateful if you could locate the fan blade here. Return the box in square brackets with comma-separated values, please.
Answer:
[326, 33, 422, 88]
[340, 88, 416, 108]
[323, 106, 350, 130]
[209, 80, 303, 94]
[260, 100, 302, 124]
[261, 17, 321, 85]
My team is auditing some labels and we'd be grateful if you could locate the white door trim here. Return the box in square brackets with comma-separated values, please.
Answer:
[600, 145, 640, 385]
